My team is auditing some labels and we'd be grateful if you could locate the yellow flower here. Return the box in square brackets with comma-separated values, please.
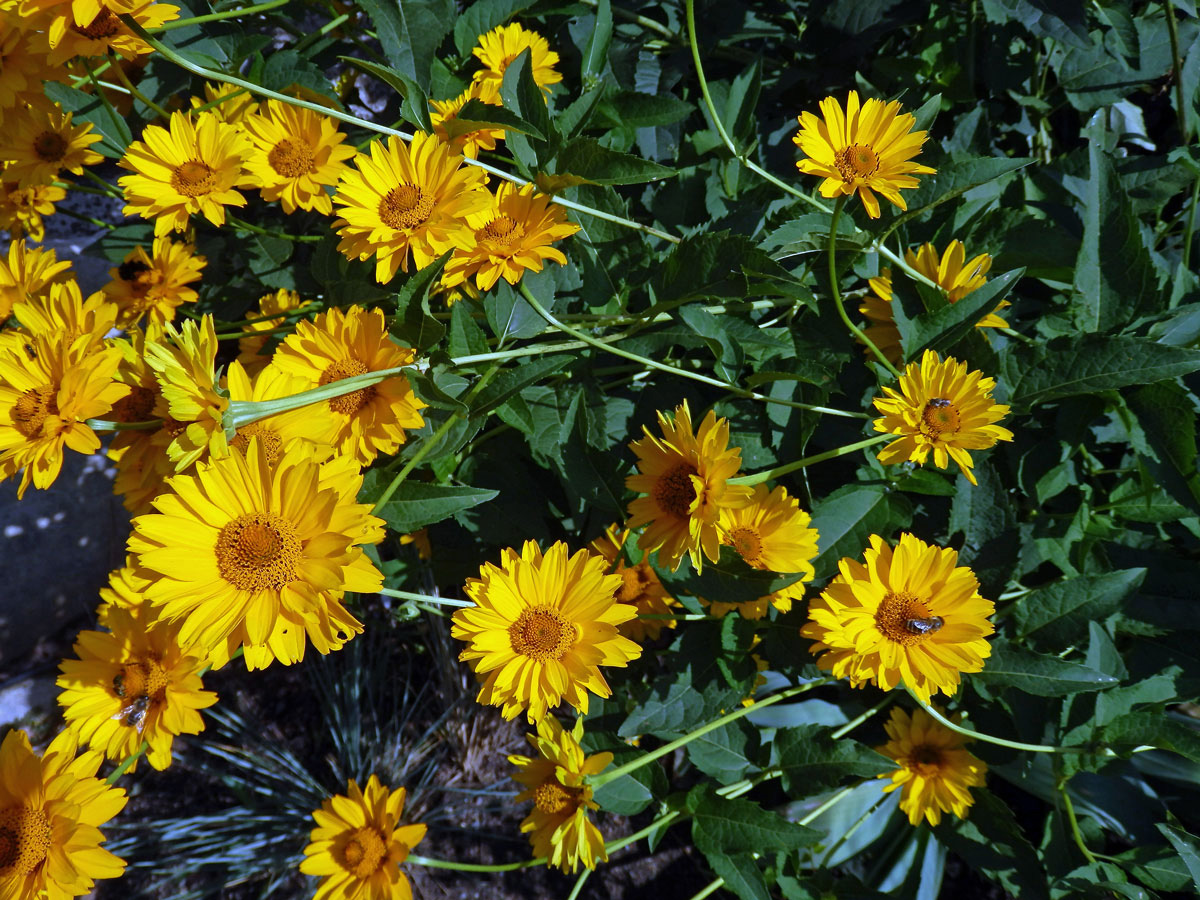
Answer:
[861, 241, 1008, 365]
[223, 359, 339, 463]
[332, 131, 491, 284]
[590, 523, 678, 643]
[103, 236, 206, 328]
[0, 172, 65, 241]
[509, 717, 611, 873]
[0, 728, 127, 899]
[0, 237, 73, 319]
[451, 540, 642, 722]
[625, 400, 752, 571]
[800, 532, 995, 703]
[0, 101, 102, 186]
[299, 775, 426, 900]
[443, 182, 579, 291]
[142, 314, 229, 471]
[243, 99, 355, 215]
[189, 81, 260, 123]
[43, 0, 180, 63]
[106, 327, 173, 516]
[793, 91, 935, 218]
[0, 30, 64, 126]
[398, 528, 431, 560]
[267, 305, 427, 466]
[237, 287, 310, 374]
[14, 278, 118, 349]
[127, 440, 384, 670]
[430, 82, 505, 159]
[877, 706, 987, 826]
[118, 110, 252, 237]
[706, 484, 819, 619]
[872, 349, 1013, 486]
[472, 22, 562, 98]
[56, 583, 218, 772]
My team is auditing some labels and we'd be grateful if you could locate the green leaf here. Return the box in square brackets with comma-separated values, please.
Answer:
[373, 482, 498, 533]
[452, 0, 531, 55]
[1012, 569, 1146, 646]
[655, 545, 809, 607]
[1157, 825, 1200, 891]
[43, 82, 131, 156]
[598, 91, 693, 129]
[246, 234, 293, 280]
[355, 0, 453, 93]
[260, 49, 335, 100]
[390, 252, 451, 352]
[896, 269, 1022, 360]
[580, 0, 612, 87]
[654, 232, 806, 305]
[469, 355, 572, 415]
[688, 784, 821, 856]
[772, 726, 894, 795]
[500, 49, 553, 170]
[705, 853, 770, 900]
[590, 755, 664, 816]
[760, 212, 868, 257]
[1071, 134, 1158, 332]
[933, 790, 1049, 900]
[679, 305, 745, 381]
[448, 303, 489, 358]
[483, 279, 552, 342]
[1001, 336, 1200, 414]
[809, 485, 913, 580]
[339, 56, 433, 132]
[687, 719, 760, 785]
[972, 641, 1120, 696]
[437, 97, 545, 141]
[721, 58, 763, 147]
[904, 156, 1033, 214]
[1126, 380, 1200, 513]
[555, 137, 675, 185]
[1104, 711, 1200, 763]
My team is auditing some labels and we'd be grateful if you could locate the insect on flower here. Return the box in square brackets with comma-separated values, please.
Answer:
[904, 616, 945, 636]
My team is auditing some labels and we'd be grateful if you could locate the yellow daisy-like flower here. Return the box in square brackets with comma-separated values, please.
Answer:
[877, 706, 987, 826]
[793, 91, 935, 219]
[0, 728, 127, 900]
[299, 775, 426, 900]
[106, 328, 173, 516]
[590, 523, 678, 643]
[861, 241, 1009, 366]
[0, 30, 64, 126]
[398, 528, 431, 560]
[509, 716, 611, 873]
[15, 278, 118, 349]
[56, 586, 218, 772]
[103, 236, 206, 328]
[243, 100, 355, 215]
[0, 173, 65, 241]
[705, 484, 819, 619]
[430, 82, 505, 159]
[267, 305, 426, 466]
[472, 22, 562, 98]
[118, 110, 252, 237]
[127, 440, 383, 670]
[142, 314, 229, 471]
[222, 360, 339, 463]
[451, 540, 642, 722]
[800, 532, 995, 703]
[872, 349, 1013, 486]
[0, 238, 73, 319]
[332, 131, 491, 284]
[0, 332, 127, 499]
[43, 0, 179, 64]
[189, 81, 260, 123]
[0, 102, 102, 187]
[625, 400, 753, 572]
[95, 555, 153, 623]
[236, 287, 310, 374]
[443, 182, 579, 291]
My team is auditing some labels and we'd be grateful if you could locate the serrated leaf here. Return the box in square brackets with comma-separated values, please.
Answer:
[656, 545, 808, 606]
[43, 82, 131, 156]
[500, 49, 553, 170]
[390, 251, 451, 351]
[580, 0, 612, 87]
[599, 91, 693, 129]
[904, 156, 1033, 215]
[1012, 569, 1145, 646]
[591, 756, 663, 816]
[897, 269, 1022, 360]
[773, 726, 894, 795]
[933, 789, 1049, 900]
[1126, 380, 1200, 513]
[438, 97, 545, 140]
[688, 784, 821, 856]
[555, 137, 675, 185]
[373, 482, 498, 533]
[706, 852, 770, 900]
[356, 0, 452, 93]
[339, 56, 433, 132]
[452, 0, 532, 55]
[809, 485, 913, 580]
[469, 355, 572, 415]
[483, 279, 553, 342]
[1104, 711, 1200, 763]
[687, 719, 759, 785]
[972, 641, 1119, 696]
[1158, 825, 1200, 891]
[448, 302, 489, 358]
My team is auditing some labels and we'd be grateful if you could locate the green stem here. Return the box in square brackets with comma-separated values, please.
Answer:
[728, 434, 889, 485]
[1184, 177, 1199, 273]
[406, 854, 545, 872]
[908, 690, 1077, 754]
[566, 869, 592, 900]
[799, 782, 860, 824]
[106, 741, 148, 784]
[1165, 2, 1191, 145]
[379, 588, 472, 607]
[80, 167, 123, 198]
[828, 197, 902, 379]
[829, 695, 893, 740]
[225, 367, 411, 430]
[117, 14, 681, 245]
[107, 50, 169, 118]
[56, 207, 117, 230]
[819, 795, 886, 866]
[604, 810, 681, 854]
[591, 682, 827, 789]
[86, 418, 162, 432]
[157, 0, 289, 30]
[226, 214, 323, 242]
[517, 283, 866, 419]
[1060, 781, 1098, 866]
[688, 877, 726, 900]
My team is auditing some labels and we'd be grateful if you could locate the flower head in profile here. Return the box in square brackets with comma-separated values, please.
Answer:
[625, 400, 753, 571]
[877, 706, 987, 826]
[267, 305, 426, 466]
[443, 182, 579, 291]
[801, 533, 995, 703]
[237, 288, 310, 373]
[0, 728, 127, 899]
[128, 441, 384, 670]
[590, 524, 678, 643]
[872, 349, 1013, 486]
[57, 576, 218, 772]
[472, 22, 562, 98]
[0, 101, 102, 186]
[452, 540, 642, 722]
[332, 131, 491, 284]
[119, 110, 252, 236]
[243, 100, 355, 215]
[0, 238, 73, 319]
[222, 360, 339, 464]
[707, 484, 819, 619]
[103, 236, 206, 328]
[861, 241, 1008, 365]
[430, 82, 505, 159]
[509, 717, 611, 873]
[106, 328, 173, 516]
[189, 81, 260, 123]
[299, 775, 426, 900]
[0, 173, 65, 241]
[793, 91, 935, 218]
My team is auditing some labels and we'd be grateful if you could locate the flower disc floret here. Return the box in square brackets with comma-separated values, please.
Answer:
[877, 706, 987, 826]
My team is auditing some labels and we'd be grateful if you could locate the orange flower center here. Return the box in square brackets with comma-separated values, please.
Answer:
[726, 525, 764, 567]
[109, 385, 157, 423]
[32, 131, 67, 163]
[907, 743, 945, 776]
[214, 512, 301, 591]
[231, 423, 284, 464]
[341, 826, 387, 879]
[874, 591, 941, 646]
[171, 159, 217, 198]
[618, 564, 651, 604]
[834, 143, 880, 182]
[319, 357, 375, 415]
[112, 656, 168, 728]
[0, 805, 52, 876]
[268, 138, 315, 178]
[72, 8, 120, 38]
[533, 780, 580, 815]
[378, 184, 434, 230]
[508, 607, 575, 661]
[653, 462, 698, 519]
[12, 384, 56, 438]
[920, 397, 961, 437]
[477, 214, 524, 248]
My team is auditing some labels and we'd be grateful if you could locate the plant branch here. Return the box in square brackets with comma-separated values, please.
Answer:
[728, 434, 888, 485]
